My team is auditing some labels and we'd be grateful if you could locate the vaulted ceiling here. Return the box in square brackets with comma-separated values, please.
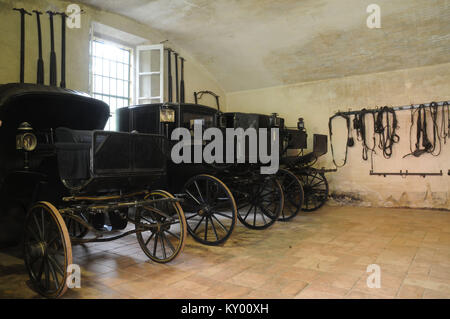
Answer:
[79, 0, 450, 92]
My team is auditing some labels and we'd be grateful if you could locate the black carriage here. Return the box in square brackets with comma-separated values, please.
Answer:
[117, 103, 238, 246]
[116, 103, 286, 245]
[218, 112, 285, 227]
[279, 117, 332, 213]
[0, 84, 187, 298]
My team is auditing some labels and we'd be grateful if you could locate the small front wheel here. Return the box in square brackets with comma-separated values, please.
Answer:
[136, 190, 187, 263]
[23, 202, 72, 298]
[182, 174, 237, 246]
[236, 175, 284, 229]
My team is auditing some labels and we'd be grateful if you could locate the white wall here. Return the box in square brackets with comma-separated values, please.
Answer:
[227, 62, 450, 210]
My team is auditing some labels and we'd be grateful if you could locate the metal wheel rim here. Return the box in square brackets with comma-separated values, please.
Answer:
[277, 168, 304, 221]
[23, 202, 72, 298]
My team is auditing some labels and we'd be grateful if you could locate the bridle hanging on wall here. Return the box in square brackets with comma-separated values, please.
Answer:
[328, 113, 351, 168]
[374, 106, 400, 159]
[404, 103, 442, 158]
[353, 108, 377, 161]
[439, 101, 449, 144]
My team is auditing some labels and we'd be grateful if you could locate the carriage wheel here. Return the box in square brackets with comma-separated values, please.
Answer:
[298, 169, 329, 212]
[276, 168, 304, 221]
[23, 202, 72, 298]
[63, 212, 89, 239]
[182, 174, 237, 246]
[136, 190, 186, 263]
[236, 176, 284, 229]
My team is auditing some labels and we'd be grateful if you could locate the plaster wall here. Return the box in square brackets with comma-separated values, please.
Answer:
[227, 63, 450, 210]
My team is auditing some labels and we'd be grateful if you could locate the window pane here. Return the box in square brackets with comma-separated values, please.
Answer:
[90, 39, 132, 132]
[150, 49, 160, 72]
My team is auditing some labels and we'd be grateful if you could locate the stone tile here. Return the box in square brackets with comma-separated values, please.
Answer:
[396, 284, 424, 298]
[1, 206, 449, 299]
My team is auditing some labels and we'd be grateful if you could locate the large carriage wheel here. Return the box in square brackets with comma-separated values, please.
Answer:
[23, 202, 72, 298]
[298, 169, 329, 212]
[136, 190, 186, 263]
[182, 174, 237, 246]
[236, 176, 284, 229]
[276, 168, 304, 221]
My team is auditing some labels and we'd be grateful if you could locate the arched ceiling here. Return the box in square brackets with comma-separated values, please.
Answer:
[79, 0, 450, 92]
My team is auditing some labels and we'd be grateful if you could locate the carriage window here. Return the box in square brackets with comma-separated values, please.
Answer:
[90, 39, 132, 131]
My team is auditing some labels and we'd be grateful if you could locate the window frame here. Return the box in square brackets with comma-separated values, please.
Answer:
[135, 44, 165, 104]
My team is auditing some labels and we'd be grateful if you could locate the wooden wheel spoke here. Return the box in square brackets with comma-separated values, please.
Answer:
[44, 258, 50, 290]
[243, 204, 254, 221]
[211, 214, 229, 233]
[33, 213, 44, 240]
[145, 232, 155, 246]
[194, 181, 205, 202]
[209, 217, 219, 240]
[47, 258, 60, 290]
[185, 213, 200, 220]
[185, 189, 202, 205]
[165, 229, 180, 240]
[213, 211, 233, 219]
[48, 255, 65, 276]
[161, 232, 175, 253]
[153, 233, 159, 256]
[193, 215, 205, 233]
[204, 216, 209, 240]
[260, 190, 276, 198]
[27, 226, 41, 242]
[160, 234, 167, 259]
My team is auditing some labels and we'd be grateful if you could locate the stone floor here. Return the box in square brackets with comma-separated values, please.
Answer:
[0, 205, 449, 299]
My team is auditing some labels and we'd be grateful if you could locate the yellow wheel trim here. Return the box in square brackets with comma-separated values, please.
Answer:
[27, 201, 72, 298]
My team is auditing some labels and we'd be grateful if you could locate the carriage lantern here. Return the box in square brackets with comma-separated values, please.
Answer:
[16, 122, 37, 170]
[160, 106, 175, 123]
[297, 117, 305, 132]
[270, 113, 282, 127]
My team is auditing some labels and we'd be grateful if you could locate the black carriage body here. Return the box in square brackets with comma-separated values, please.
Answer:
[117, 102, 220, 192]
[0, 84, 165, 208]
[117, 102, 218, 135]
[0, 84, 108, 205]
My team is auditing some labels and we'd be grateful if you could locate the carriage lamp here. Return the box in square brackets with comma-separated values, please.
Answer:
[16, 122, 37, 152]
[160, 107, 175, 123]
[270, 113, 281, 127]
[297, 118, 305, 132]
[16, 122, 37, 170]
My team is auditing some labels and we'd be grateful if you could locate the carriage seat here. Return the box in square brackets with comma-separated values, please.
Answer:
[54, 127, 93, 181]
[281, 152, 317, 167]
[55, 127, 93, 144]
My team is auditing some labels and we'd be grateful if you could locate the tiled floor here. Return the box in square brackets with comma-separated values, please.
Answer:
[0, 205, 449, 299]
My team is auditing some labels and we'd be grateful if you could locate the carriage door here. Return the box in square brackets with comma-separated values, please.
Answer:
[136, 44, 164, 104]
